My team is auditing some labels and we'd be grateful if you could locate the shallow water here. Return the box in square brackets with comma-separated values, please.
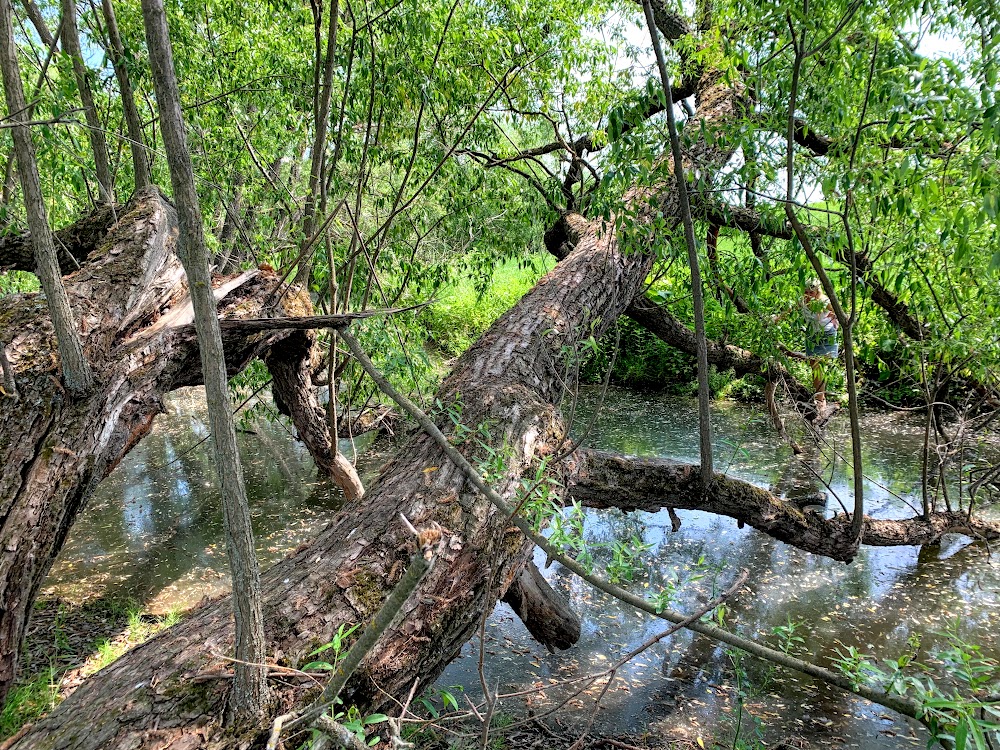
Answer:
[43, 389, 384, 613]
[437, 387, 1000, 748]
[42, 386, 999, 747]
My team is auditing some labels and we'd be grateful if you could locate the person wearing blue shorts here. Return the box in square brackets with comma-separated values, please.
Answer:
[774, 279, 839, 417]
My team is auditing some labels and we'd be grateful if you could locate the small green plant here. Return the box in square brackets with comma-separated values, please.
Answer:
[605, 534, 654, 583]
[302, 623, 360, 672]
[771, 616, 806, 656]
[338, 704, 389, 747]
[415, 685, 464, 718]
[833, 624, 1000, 750]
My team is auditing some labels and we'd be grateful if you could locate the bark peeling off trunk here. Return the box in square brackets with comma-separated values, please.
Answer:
[566, 449, 1000, 562]
[0, 188, 329, 708]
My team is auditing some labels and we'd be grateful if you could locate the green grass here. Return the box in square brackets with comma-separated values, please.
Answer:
[2, 600, 185, 740]
[0, 668, 60, 739]
[423, 255, 553, 357]
[80, 606, 181, 678]
[0, 270, 40, 297]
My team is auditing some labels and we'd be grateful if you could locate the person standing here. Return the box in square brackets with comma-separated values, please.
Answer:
[773, 279, 840, 417]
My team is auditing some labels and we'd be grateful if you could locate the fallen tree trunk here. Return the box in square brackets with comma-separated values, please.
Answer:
[6, 209, 655, 750]
[565, 449, 1000, 562]
[0, 188, 362, 706]
[10, 66, 747, 750]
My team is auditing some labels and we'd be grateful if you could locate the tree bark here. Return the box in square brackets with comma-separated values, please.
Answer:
[99, 0, 152, 190]
[0, 199, 117, 273]
[141, 0, 268, 721]
[0, 0, 93, 397]
[267, 330, 365, 501]
[0, 188, 345, 710]
[564, 449, 1000, 563]
[501, 562, 580, 652]
[20, 0, 54, 48]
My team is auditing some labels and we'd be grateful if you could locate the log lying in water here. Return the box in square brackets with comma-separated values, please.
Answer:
[501, 561, 581, 652]
[565, 448, 1000, 562]
[10, 65, 747, 749]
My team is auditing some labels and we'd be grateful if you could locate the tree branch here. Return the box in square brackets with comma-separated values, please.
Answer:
[565, 449, 1000, 562]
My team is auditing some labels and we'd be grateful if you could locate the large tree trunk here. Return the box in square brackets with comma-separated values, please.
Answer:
[0, 188, 349, 708]
[8, 67, 746, 749]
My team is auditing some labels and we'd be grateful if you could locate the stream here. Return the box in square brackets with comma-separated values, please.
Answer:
[42, 386, 1000, 748]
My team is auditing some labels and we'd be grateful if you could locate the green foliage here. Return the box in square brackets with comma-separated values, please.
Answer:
[581, 317, 697, 392]
[302, 623, 360, 673]
[0, 272, 40, 297]
[833, 623, 1000, 749]
[415, 685, 464, 719]
[422, 256, 552, 357]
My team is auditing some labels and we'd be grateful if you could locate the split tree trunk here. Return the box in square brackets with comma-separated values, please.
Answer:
[0, 188, 358, 708]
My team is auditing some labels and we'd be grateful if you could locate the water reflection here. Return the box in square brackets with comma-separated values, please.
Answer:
[44, 388, 381, 613]
[42, 385, 998, 747]
[438, 387, 999, 749]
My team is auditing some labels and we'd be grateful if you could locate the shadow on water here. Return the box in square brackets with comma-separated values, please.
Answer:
[437, 387, 1000, 749]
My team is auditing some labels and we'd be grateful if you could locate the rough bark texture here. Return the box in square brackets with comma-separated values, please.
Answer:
[0, 200, 118, 273]
[267, 331, 365, 501]
[10, 65, 748, 750]
[142, 0, 268, 718]
[501, 562, 581, 652]
[566, 449, 1000, 562]
[0, 189, 338, 708]
[0, 0, 93, 395]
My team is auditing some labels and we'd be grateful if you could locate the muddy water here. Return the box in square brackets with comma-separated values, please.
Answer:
[43, 387, 999, 747]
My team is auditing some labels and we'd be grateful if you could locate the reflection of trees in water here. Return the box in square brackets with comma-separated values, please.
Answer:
[536, 442, 995, 741]
[770, 442, 831, 512]
[45, 404, 343, 610]
[649, 530, 994, 743]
